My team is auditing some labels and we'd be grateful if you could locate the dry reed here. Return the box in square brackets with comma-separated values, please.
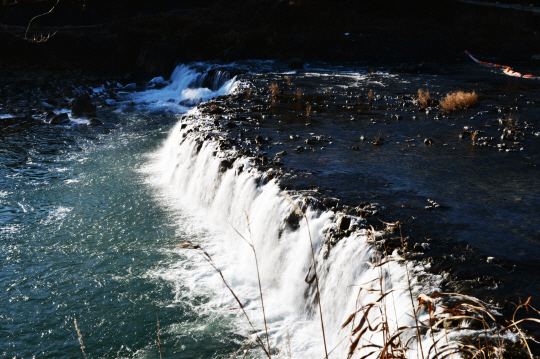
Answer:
[368, 89, 374, 101]
[74, 318, 87, 359]
[286, 197, 329, 359]
[269, 82, 279, 97]
[157, 314, 163, 359]
[306, 103, 312, 117]
[284, 76, 292, 86]
[471, 130, 478, 145]
[339, 221, 540, 359]
[439, 90, 478, 113]
[178, 241, 271, 358]
[505, 112, 519, 131]
[417, 89, 433, 108]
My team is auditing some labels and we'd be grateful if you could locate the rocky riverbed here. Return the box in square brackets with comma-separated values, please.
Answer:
[164, 61, 540, 347]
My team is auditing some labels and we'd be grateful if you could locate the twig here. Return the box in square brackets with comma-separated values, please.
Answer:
[286, 197, 329, 359]
[74, 318, 87, 359]
[25, 0, 61, 39]
[399, 223, 425, 358]
[228, 213, 272, 358]
[157, 314, 163, 359]
[179, 242, 271, 358]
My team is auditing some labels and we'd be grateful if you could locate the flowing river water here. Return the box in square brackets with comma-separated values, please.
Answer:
[1, 61, 539, 358]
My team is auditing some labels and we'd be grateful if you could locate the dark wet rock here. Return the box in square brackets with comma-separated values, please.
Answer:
[424, 138, 434, 146]
[276, 150, 287, 156]
[273, 157, 284, 166]
[371, 137, 384, 146]
[72, 94, 96, 117]
[294, 146, 305, 152]
[45, 111, 56, 121]
[500, 44, 533, 62]
[255, 135, 264, 144]
[337, 215, 351, 231]
[352, 146, 359, 151]
[289, 57, 304, 69]
[49, 113, 70, 124]
[44, 98, 58, 107]
[87, 118, 103, 126]
[225, 121, 237, 128]
[123, 83, 137, 91]
[218, 158, 234, 173]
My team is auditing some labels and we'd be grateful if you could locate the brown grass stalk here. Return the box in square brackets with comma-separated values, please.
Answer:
[230, 213, 272, 358]
[439, 90, 478, 113]
[269, 83, 279, 97]
[286, 197, 329, 359]
[417, 89, 433, 109]
[306, 103, 312, 117]
[284, 76, 292, 86]
[74, 318, 87, 359]
[179, 241, 271, 358]
[157, 314, 163, 359]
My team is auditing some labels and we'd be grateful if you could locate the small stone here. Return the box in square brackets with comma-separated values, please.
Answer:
[424, 138, 434, 145]
[45, 111, 56, 121]
[87, 118, 103, 126]
[71, 94, 96, 117]
[49, 113, 70, 124]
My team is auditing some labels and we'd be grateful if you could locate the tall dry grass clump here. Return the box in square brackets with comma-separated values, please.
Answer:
[269, 82, 279, 97]
[439, 90, 478, 113]
[417, 89, 433, 108]
[340, 222, 540, 359]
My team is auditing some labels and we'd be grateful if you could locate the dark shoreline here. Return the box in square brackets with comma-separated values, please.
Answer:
[1, 0, 540, 77]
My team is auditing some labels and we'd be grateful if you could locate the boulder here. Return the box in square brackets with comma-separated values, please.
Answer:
[337, 215, 351, 231]
[49, 113, 70, 124]
[72, 94, 96, 117]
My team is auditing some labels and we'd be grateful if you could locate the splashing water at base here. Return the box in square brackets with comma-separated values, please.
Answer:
[139, 106, 455, 358]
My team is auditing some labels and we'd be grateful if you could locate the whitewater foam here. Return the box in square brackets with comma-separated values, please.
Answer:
[134, 64, 480, 359]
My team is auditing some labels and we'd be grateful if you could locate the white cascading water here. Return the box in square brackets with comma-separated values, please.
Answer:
[138, 64, 461, 359]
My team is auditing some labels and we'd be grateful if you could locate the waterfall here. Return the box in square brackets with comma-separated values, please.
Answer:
[137, 64, 459, 359]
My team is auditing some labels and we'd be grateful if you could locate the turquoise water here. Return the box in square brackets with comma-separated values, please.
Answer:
[0, 111, 244, 358]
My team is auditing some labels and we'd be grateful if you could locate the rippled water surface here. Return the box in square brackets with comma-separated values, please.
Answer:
[0, 111, 245, 357]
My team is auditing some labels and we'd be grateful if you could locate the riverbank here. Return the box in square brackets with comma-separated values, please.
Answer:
[1, 0, 540, 77]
